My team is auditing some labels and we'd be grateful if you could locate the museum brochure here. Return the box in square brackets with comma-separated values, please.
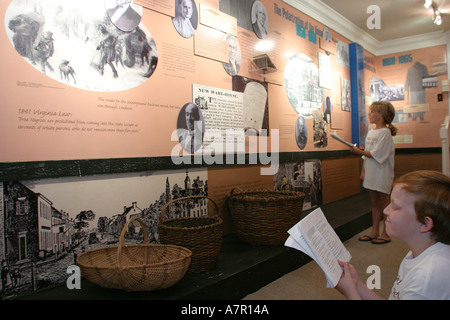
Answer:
[285, 207, 351, 288]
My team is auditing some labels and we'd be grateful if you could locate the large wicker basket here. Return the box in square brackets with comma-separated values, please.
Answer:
[159, 196, 223, 273]
[227, 188, 305, 245]
[77, 217, 191, 291]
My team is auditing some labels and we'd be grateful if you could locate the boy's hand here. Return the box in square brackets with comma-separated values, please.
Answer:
[335, 261, 361, 300]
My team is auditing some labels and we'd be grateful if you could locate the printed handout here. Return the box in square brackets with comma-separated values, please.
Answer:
[285, 207, 351, 288]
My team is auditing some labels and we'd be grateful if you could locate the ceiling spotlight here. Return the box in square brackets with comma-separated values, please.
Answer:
[434, 9, 442, 25]
[425, 0, 432, 8]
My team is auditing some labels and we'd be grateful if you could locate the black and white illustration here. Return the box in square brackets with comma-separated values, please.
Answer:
[222, 34, 241, 76]
[405, 61, 428, 104]
[369, 75, 386, 101]
[177, 103, 205, 153]
[251, 1, 268, 39]
[393, 109, 408, 124]
[422, 76, 438, 88]
[295, 115, 308, 150]
[0, 168, 207, 299]
[313, 110, 328, 149]
[172, 0, 198, 38]
[341, 78, 351, 111]
[274, 159, 322, 210]
[322, 27, 332, 42]
[5, 0, 158, 92]
[404, 61, 429, 121]
[431, 61, 447, 76]
[323, 95, 332, 124]
[284, 53, 323, 118]
[105, 0, 143, 32]
[378, 84, 405, 101]
[336, 40, 349, 69]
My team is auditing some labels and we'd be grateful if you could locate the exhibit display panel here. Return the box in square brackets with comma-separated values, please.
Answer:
[0, 0, 362, 163]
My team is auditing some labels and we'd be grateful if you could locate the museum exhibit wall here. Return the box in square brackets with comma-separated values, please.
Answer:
[0, 0, 446, 297]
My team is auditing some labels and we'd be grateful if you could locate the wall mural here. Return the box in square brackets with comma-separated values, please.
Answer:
[5, 0, 158, 92]
[284, 53, 323, 118]
[0, 168, 207, 299]
[273, 159, 322, 210]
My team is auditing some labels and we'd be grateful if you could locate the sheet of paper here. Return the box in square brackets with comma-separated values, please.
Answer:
[285, 229, 314, 259]
[299, 208, 351, 287]
[330, 130, 355, 147]
[285, 207, 351, 288]
[286, 233, 336, 287]
[304, 209, 352, 262]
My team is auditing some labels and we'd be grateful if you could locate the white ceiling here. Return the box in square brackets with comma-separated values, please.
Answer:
[320, 0, 450, 42]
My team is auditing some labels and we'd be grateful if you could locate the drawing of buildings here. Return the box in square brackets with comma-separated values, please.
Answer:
[0, 169, 207, 298]
[1, 181, 75, 265]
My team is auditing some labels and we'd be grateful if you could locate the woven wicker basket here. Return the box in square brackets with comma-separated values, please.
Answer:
[227, 188, 305, 245]
[159, 196, 223, 273]
[77, 217, 191, 291]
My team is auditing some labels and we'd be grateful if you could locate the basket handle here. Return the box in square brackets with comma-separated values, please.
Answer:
[117, 217, 149, 269]
[159, 195, 218, 224]
[229, 188, 243, 195]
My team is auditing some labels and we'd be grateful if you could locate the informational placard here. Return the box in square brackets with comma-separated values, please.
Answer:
[192, 83, 244, 138]
[199, 3, 237, 36]
[134, 0, 175, 16]
[194, 24, 228, 63]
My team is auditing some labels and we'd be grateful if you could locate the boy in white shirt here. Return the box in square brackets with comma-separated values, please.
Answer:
[336, 170, 450, 300]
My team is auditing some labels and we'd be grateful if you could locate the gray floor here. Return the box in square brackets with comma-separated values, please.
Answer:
[243, 227, 410, 300]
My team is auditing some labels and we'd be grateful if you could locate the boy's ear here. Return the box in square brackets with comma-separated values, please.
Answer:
[420, 216, 434, 233]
